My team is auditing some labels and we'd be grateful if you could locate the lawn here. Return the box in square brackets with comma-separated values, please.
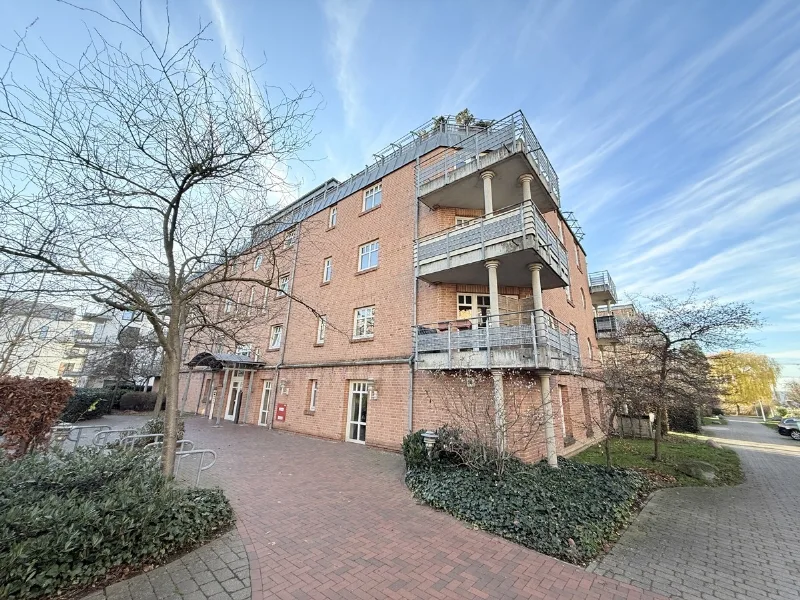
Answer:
[574, 435, 744, 487]
[762, 421, 779, 430]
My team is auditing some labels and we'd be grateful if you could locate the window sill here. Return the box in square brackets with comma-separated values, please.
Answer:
[313, 342, 325, 348]
[356, 266, 378, 276]
[566, 299, 576, 308]
[304, 409, 316, 416]
[326, 225, 336, 232]
[266, 347, 281, 353]
[350, 337, 374, 344]
[320, 280, 331, 287]
[359, 204, 382, 217]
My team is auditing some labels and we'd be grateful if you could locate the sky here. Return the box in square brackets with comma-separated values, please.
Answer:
[2, 0, 800, 388]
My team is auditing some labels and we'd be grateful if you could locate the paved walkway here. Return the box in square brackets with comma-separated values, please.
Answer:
[590, 417, 800, 600]
[187, 417, 660, 600]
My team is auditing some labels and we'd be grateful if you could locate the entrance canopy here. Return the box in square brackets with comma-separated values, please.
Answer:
[186, 352, 266, 371]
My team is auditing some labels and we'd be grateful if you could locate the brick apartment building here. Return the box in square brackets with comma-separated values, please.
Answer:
[180, 110, 619, 462]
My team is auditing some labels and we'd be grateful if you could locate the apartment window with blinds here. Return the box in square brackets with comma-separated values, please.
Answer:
[363, 183, 382, 211]
[358, 240, 379, 271]
[353, 306, 375, 339]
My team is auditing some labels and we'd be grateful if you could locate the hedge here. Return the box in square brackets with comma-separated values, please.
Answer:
[0, 377, 73, 457]
[60, 388, 124, 422]
[403, 429, 650, 564]
[0, 448, 234, 599]
[119, 391, 158, 412]
[668, 405, 701, 433]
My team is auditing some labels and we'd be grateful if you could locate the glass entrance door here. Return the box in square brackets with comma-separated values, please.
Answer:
[225, 377, 243, 421]
[258, 380, 272, 426]
[346, 381, 369, 443]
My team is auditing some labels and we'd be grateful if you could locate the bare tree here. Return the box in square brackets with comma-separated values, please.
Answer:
[0, 3, 317, 475]
[621, 287, 761, 460]
[424, 370, 546, 476]
[787, 381, 800, 407]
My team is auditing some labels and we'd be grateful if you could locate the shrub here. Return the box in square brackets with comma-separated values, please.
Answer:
[119, 391, 157, 411]
[0, 448, 234, 599]
[402, 430, 429, 471]
[405, 458, 649, 564]
[140, 417, 185, 442]
[775, 406, 789, 418]
[0, 377, 73, 457]
[668, 405, 701, 433]
[711, 407, 725, 416]
[60, 388, 121, 422]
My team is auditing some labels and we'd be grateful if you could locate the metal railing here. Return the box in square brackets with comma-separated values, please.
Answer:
[414, 308, 581, 373]
[588, 271, 617, 301]
[415, 111, 560, 203]
[53, 424, 111, 450]
[92, 428, 138, 447]
[594, 315, 620, 338]
[415, 200, 569, 282]
[174, 449, 217, 486]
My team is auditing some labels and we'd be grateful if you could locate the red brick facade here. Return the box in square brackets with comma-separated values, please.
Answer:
[180, 118, 607, 461]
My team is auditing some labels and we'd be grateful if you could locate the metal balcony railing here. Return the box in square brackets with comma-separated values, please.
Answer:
[414, 309, 581, 373]
[415, 111, 560, 203]
[588, 271, 617, 302]
[415, 200, 569, 283]
[594, 315, 620, 339]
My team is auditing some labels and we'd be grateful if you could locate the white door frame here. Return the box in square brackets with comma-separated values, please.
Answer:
[224, 372, 245, 421]
[258, 380, 272, 426]
[346, 381, 369, 444]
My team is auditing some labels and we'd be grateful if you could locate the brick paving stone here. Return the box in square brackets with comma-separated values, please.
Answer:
[590, 417, 800, 600]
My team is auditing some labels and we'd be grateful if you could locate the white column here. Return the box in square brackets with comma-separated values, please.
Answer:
[491, 369, 506, 454]
[539, 373, 558, 467]
[528, 263, 546, 366]
[481, 170, 495, 216]
[485, 260, 500, 326]
[519, 173, 533, 203]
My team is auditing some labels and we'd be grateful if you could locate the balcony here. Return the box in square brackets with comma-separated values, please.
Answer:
[589, 271, 617, 305]
[414, 309, 581, 374]
[415, 201, 569, 288]
[416, 111, 560, 214]
[594, 315, 621, 346]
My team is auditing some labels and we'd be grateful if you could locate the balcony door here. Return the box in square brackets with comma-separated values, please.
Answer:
[457, 294, 490, 327]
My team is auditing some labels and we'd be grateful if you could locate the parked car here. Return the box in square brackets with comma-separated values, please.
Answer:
[778, 418, 800, 439]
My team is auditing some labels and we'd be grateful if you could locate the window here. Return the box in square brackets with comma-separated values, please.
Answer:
[259, 380, 272, 426]
[38, 326, 49, 339]
[284, 227, 297, 248]
[121, 310, 134, 321]
[575, 246, 582, 271]
[353, 306, 375, 339]
[455, 216, 473, 227]
[235, 290, 242, 314]
[262, 286, 269, 312]
[363, 183, 382, 211]
[322, 257, 332, 283]
[565, 283, 572, 303]
[235, 343, 251, 356]
[269, 325, 283, 349]
[248, 287, 255, 316]
[253, 254, 263, 271]
[309, 379, 318, 412]
[26, 361, 36, 375]
[358, 240, 379, 271]
[328, 206, 337, 228]
[277, 274, 290, 297]
[580, 288, 586, 309]
[224, 297, 234, 313]
[557, 219, 564, 243]
[316, 316, 327, 344]
[581, 388, 594, 437]
[587, 338, 594, 360]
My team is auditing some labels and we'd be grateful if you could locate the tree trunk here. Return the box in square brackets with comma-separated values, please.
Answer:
[604, 406, 617, 468]
[159, 318, 181, 478]
[653, 408, 662, 461]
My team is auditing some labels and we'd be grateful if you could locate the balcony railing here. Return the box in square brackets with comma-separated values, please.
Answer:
[588, 271, 617, 303]
[594, 315, 620, 339]
[416, 111, 559, 204]
[415, 200, 569, 284]
[414, 309, 581, 373]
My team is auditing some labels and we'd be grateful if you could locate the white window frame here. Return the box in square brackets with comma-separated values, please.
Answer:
[316, 316, 327, 344]
[322, 257, 332, 283]
[587, 338, 594, 360]
[269, 325, 283, 349]
[277, 274, 289, 298]
[26, 361, 37, 375]
[557, 219, 564, 243]
[363, 183, 382, 211]
[258, 380, 272, 426]
[253, 254, 263, 271]
[580, 287, 586, 309]
[235, 343, 252, 356]
[358, 240, 379, 272]
[565, 283, 572, 303]
[284, 227, 296, 249]
[353, 306, 375, 339]
[575, 246, 581, 271]
[224, 298, 234, 313]
[38, 326, 49, 339]
[309, 379, 318, 412]
[262, 286, 269, 312]
[455, 216, 473, 227]
[247, 288, 255, 316]
[121, 310, 134, 321]
[328, 206, 337, 228]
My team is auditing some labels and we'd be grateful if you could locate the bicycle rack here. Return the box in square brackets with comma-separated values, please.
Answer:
[93, 428, 138, 447]
[174, 449, 217, 486]
[120, 433, 164, 449]
[143, 439, 195, 453]
[52, 424, 112, 451]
